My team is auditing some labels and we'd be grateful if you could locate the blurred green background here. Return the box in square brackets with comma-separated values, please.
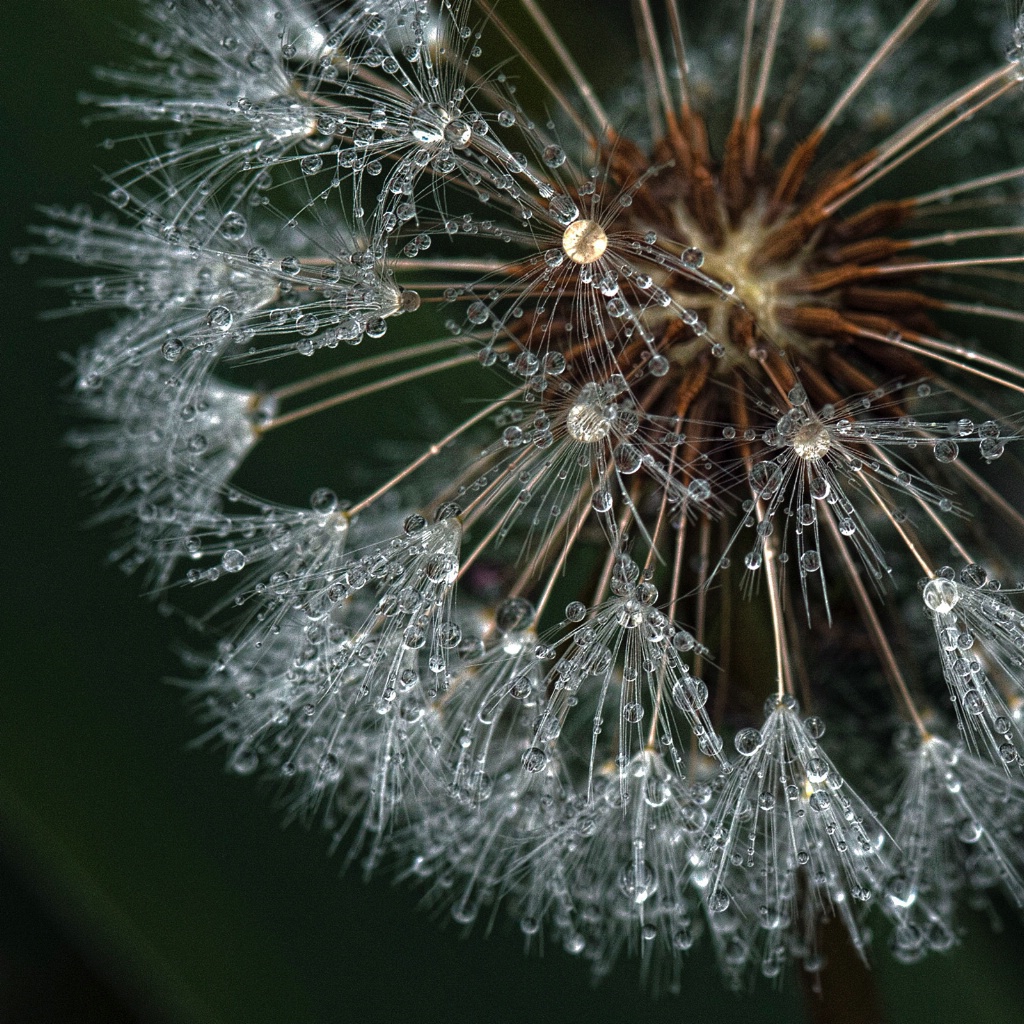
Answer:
[3, 2, 1024, 1022]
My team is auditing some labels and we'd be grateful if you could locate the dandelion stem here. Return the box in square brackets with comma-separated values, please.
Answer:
[266, 338, 471, 403]
[734, 0, 759, 122]
[752, 0, 787, 118]
[937, 299, 1024, 328]
[475, 0, 597, 145]
[633, 0, 676, 133]
[591, 503, 635, 607]
[822, 504, 929, 737]
[823, 66, 1015, 214]
[256, 352, 483, 432]
[854, 324, 1024, 398]
[912, 165, 1024, 207]
[531, 494, 595, 622]
[760, 525, 792, 701]
[518, 0, 611, 134]
[815, 0, 942, 138]
[904, 225, 1024, 249]
[950, 458, 1024, 537]
[865, 442, 973, 564]
[692, 514, 713, 683]
[665, 0, 693, 111]
[346, 388, 523, 516]
[858, 472, 934, 578]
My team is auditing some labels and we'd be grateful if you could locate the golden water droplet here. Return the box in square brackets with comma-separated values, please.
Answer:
[791, 422, 832, 460]
[562, 219, 608, 265]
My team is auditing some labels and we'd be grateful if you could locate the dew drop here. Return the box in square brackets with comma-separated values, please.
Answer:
[161, 338, 185, 362]
[923, 578, 960, 614]
[522, 746, 548, 772]
[542, 144, 566, 168]
[207, 305, 233, 331]
[800, 550, 821, 573]
[221, 548, 246, 573]
[734, 728, 762, 756]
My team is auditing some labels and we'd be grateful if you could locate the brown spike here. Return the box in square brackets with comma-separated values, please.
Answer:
[844, 310, 913, 337]
[793, 356, 844, 406]
[775, 304, 855, 339]
[849, 335, 931, 380]
[730, 307, 758, 356]
[769, 129, 823, 214]
[654, 124, 693, 176]
[826, 237, 909, 265]
[602, 132, 651, 186]
[823, 352, 914, 422]
[722, 118, 750, 221]
[779, 263, 875, 294]
[760, 347, 799, 398]
[680, 105, 711, 165]
[829, 199, 915, 241]
[686, 164, 725, 245]
[824, 349, 886, 395]
[842, 286, 941, 314]
[808, 150, 876, 210]
[743, 107, 763, 182]
[823, 350, 919, 417]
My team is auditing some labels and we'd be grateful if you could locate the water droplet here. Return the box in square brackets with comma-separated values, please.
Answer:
[220, 211, 246, 240]
[221, 549, 246, 573]
[614, 442, 643, 475]
[207, 305, 233, 331]
[161, 338, 184, 362]
[522, 746, 548, 772]
[734, 727, 762, 756]
[310, 487, 338, 513]
[623, 701, 644, 723]
[542, 144, 566, 168]
[750, 461, 782, 498]
[923, 578, 960, 614]
[300, 154, 323, 175]
[808, 790, 831, 812]
[404, 514, 427, 535]
[496, 597, 534, 633]
[562, 219, 608, 264]
[708, 890, 729, 914]
[804, 716, 826, 739]
[591, 488, 613, 513]
[957, 818, 983, 843]
[565, 600, 586, 622]
[444, 118, 472, 148]
[619, 860, 657, 904]
[681, 247, 704, 269]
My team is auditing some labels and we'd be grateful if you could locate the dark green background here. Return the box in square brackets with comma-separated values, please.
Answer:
[3, 3, 1023, 1022]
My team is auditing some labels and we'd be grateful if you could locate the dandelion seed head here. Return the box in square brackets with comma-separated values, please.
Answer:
[35, 0, 1024, 993]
